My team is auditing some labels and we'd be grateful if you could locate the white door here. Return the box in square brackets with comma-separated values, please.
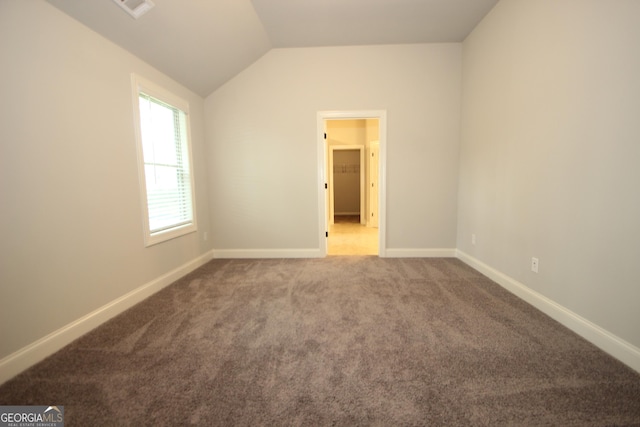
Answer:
[369, 141, 379, 228]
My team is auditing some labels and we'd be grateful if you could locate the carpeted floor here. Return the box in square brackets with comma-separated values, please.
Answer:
[1, 257, 639, 426]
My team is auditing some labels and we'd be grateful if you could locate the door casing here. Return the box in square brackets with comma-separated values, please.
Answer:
[317, 110, 387, 257]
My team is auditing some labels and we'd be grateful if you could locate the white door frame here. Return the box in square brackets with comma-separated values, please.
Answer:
[317, 110, 387, 257]
[368, 140, 380, 228]
[329, 145, 365, 225]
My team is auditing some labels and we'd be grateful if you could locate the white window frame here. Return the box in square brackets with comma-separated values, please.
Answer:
[131, 74, 197, 246]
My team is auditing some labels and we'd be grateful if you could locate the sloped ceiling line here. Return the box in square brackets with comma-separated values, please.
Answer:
[46, 0, 498, 97]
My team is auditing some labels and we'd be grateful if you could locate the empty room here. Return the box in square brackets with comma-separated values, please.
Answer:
[1, 0, 639, 424]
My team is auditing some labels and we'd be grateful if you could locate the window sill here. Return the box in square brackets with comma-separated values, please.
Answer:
[145, 223, 197, 247]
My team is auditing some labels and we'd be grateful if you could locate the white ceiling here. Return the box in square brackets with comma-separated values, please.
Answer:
[46, 0, 498, 97]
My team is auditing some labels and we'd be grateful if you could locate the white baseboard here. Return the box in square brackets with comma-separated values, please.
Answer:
[5, 248, 637, 385]
[212, 248, 322, 259]
[456, 250, 640, 374]
[384, 248, 457, 258]
[0, 250, 215, 385]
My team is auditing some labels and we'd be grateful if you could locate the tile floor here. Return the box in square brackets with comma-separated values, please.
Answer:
[327, 215, 378, 255]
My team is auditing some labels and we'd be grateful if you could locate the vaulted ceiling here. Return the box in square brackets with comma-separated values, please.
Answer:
[46, 0, 498, 97]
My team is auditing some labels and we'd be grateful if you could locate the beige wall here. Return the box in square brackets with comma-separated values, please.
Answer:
[365, 119, 379, 143]
[327, 120, 367, 147]
[458, 0, 640, 349]
[205, 44, 462, 252]
[0, 1, 211, 360]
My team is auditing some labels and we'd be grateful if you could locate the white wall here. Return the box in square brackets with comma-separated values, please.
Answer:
[205, 44, 461, 254]
[0, 1, 211, 364]
[458, 0, 640, 350]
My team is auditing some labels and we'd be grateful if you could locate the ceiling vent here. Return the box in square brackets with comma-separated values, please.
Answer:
[113, 0, 155, 19]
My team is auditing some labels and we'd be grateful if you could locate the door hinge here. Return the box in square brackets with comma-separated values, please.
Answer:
[326, 231, 328, 238]
[324, 133, 327, 139]
[325, 183, 328, 189]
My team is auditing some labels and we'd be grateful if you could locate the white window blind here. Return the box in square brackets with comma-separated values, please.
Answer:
[132, 74, 196, 246]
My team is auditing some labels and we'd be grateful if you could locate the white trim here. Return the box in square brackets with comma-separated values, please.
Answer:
[4, 248, 637, 385]
[385, 248, 457, 258]
[456, 250, 640, 374]
[212, 249, 322, 259]
[131, 74, 189, 114]
[131, 73, 198, 247]
[318, 118, 328, 256]
[367, 141, 380, 228]
[0, 250, 215, 385]
[318, 111, 387, 257]
[112, 0, 155, 20]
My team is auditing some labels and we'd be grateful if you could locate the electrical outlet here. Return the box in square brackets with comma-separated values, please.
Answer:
[471, 234, 476, 245]
[531, 257, 539, 273]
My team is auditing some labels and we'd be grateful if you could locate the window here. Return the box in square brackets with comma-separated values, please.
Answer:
[131, 75, 197, 246]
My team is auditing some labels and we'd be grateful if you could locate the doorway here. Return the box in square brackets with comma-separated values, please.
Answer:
[328, 145, 376, 255]
[317, 111, 386, 257]
[329, 146, 365, 226]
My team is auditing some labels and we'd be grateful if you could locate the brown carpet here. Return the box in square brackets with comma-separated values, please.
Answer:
[1, 257, 639, 426]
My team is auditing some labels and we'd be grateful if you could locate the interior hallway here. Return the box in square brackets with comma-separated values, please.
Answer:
[327, 215, 378, 256]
